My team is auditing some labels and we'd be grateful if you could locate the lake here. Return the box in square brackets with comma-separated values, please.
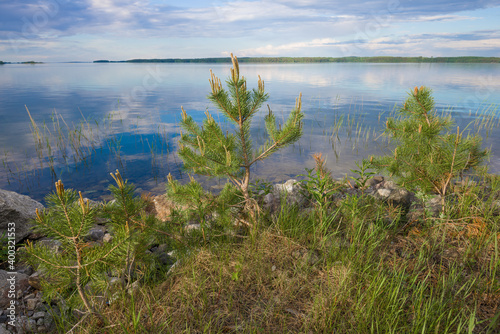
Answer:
[1, 62, 499, 202]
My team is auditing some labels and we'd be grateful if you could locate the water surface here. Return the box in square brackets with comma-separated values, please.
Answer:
[1, 62, 499, 202]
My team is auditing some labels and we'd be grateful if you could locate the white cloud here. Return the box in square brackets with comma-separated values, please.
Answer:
[407, 14, 477, 22]
[239, 38, 339, 56]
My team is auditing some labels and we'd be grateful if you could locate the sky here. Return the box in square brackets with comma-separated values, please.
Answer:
[1, 0, 500, 62]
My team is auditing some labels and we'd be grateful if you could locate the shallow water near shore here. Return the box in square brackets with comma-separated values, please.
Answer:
[1, 62, 499, 202]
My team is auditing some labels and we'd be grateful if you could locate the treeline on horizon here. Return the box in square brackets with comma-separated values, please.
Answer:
[93, 56, 500, 64]
[0, 61, 43, 64]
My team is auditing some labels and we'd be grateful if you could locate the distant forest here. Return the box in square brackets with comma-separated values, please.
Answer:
[94, 56, 500, 64]
[0, 61, 43, 64]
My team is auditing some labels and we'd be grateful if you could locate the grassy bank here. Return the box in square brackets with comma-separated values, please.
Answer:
[27, 169, 499, 334]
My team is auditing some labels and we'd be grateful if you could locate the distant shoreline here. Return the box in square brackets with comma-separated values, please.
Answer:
[92, 56, 500, 64]
[0, 61, 44, 65]
[1, 57, 498, 65]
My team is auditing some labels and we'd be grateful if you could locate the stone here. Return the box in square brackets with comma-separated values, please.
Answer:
[84, 225, 106, 242]
[25, 298, 38, 311]
[24, 293, 35, 300]
[82, 198, 101, 209]
[32, 312, 45, 320]
[152, 195, 188, 221]
[0, 270, 30, 309]
[387, 188, 411, 207]
[365, 176, 384, 188]
[376, 188, 391, 198]
[103, 233, 113, 243]
[185, 223, 201, 231]
[374, 184, 411, 207]
[0, 189, 44, 243]
[28, 272, 42, 290]
[36, 238, 62, 253]
[43, 312, 54, 329]
[0, 324, 10, 334]
[17, 316, 37, 333]
[16, 265, 34, 277]
[152, 244, 175, 266]
[426, 195, 443, 215]
[264, 179, 307, 213]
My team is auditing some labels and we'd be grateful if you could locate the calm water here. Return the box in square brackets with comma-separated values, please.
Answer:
[1, 62, 499, 202]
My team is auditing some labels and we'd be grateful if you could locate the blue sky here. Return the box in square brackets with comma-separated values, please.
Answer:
[1, 0, 499, 62]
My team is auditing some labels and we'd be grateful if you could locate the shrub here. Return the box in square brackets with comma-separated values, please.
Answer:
[371, 86, 488, 209]
[24, 173, 167, 322]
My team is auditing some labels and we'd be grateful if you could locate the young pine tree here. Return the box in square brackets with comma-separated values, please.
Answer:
[24, 181, 125, 321]
[371, 86, 487, 209]
[175, 54, 304, 222]
[24, 174, 167, 322]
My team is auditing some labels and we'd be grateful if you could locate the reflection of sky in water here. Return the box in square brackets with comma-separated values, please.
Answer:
[0, 63, 499, 202]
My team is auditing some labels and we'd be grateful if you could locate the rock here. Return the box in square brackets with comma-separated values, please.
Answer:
[152, 195, 188, 221]
[185, 222, 201, 231]
[0, 324, 10, 334]
[16, 265, 34, 277]
[25, 298, 38, 311]
[382, 180, 398, 190]
[425, 195, 443, 215]
[373, 184, 411, 207]
[103, 233, 113, 243]
[0, 270, 30, 309]
[152, 244, 175, 266]
[84, 225, 106, 242]
[264, 179, 307, 213]
[35, 238, 62, 253]
[28, 272, 42, 290]
[32, 312, 45, 320]
[376, 188, 391, 198]
[263, 193, 274, 206]
[365, 176, 384, 188]
[82, 198, 100, 209]
[387, 188, 411, 207]
[43, 311, 54, 329]
[0, 189, 44, 243]
[17, 316, 37, 333]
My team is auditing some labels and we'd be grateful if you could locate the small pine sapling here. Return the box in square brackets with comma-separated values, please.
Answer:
[24, 173, 170, 322]
[173, 54, 304, 224]
[103, 170, 159, 288]
[24, 181, 127, 321]
[371, 86, 487, 210]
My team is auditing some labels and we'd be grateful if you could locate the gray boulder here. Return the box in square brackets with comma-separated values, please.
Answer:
[84, 225, 106, 242]
[0, 270, 30, 309]
[373, 183, 411, 207]
[263, 179, 307, 213]
[0, 189, 44, 243]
